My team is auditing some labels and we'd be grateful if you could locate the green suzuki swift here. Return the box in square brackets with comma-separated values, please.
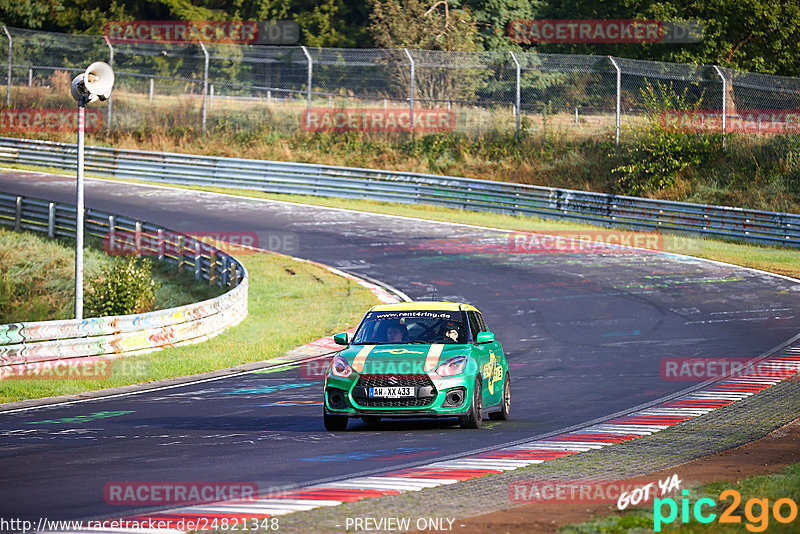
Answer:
[323, 301, 510, 430]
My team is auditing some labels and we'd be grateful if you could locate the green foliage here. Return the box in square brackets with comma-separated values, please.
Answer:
[536, 0, 800, 76]
[85, 256, 160, 317]
[610, 81, 722, 195]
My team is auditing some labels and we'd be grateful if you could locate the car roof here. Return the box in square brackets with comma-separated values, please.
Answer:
[369, 301, 479, 313]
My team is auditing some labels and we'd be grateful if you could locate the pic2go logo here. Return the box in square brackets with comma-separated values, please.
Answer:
[654, 489, 799, 532]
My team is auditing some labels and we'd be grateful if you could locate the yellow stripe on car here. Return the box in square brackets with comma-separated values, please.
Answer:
[425, 344, 444, 371]
[352, 345, 374, 373]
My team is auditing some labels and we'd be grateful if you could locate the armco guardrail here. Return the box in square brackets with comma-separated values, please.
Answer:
[1, 136, 798, 247]
[0, 191, 248, 377]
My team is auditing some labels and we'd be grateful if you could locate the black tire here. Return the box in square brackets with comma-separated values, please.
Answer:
[323, 410, 349, 431]
[459, 377, 483, 429]
[360, 416, 381, 425]
[489, 374, 510, 421]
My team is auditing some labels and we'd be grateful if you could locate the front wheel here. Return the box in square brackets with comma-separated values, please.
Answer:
[459, 377, 483, 429]
[324, 410, 349, 431]
[489, 374, 510, 421]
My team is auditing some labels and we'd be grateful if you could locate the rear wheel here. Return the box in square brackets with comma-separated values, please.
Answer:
[323, 410, 349, 431]
[459, 377, 483, 429]
[489, 374, 510, 421]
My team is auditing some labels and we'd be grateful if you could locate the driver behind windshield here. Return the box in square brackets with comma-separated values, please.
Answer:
[385, 322, 408, 343]
[439, 321, 464, 343]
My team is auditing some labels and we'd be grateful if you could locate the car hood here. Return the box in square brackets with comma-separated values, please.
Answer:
[337, 343, 467, 375]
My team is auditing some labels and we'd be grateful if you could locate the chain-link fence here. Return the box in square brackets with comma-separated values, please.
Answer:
[3, 26, 800, 142]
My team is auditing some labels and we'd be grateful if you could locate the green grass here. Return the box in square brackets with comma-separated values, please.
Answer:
[0, 249, 379, 403]
[562, 462, 800, 533]
[0, 228, 222, 323]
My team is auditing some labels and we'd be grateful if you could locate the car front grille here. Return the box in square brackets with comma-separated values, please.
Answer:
[353, 374, 436, 408]
[357, 374, 432, 388]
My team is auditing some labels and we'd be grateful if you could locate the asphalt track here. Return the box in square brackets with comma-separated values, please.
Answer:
[1, 170, 800, 523]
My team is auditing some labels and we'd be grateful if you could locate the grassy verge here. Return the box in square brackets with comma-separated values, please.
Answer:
[0, 249, 379, 403]
[0, 228, 222, 323]
[562, 462, 800, 533]
[43, 173, 800, 281]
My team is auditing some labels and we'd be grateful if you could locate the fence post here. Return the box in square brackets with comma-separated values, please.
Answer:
[14, 196, 21, 231]
[301, 46, 312, 128]
[177, 235, 185, 273]
[48, 202, 55, 238]
[28, 67, 32, 87]
[135, 221, 142, 257]
[3, 26, 11, 107]
[108, 215, 115, 251]
[199, 42, 209, 132]
[210, 84, 214, 109]
[713, 65, 727, 148]
[403, 48, 415, 132]
[104, 36, 114, 128]
[608, 56, 621, 145]
[509, 52, 521, 139]
[149, 77, 154, 102]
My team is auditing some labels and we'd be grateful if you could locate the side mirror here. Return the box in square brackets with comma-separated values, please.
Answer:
[333, 332, 350, 345]
[476, 331, 495, 344]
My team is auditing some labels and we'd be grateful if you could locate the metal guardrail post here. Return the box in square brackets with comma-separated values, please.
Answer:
[209, 250, 217, 285]
[404, 48, 415, 132]
[14, 195, 21, 231]
[177, 235, 185, 273]
[301, 46, 312, 128]
[108, 215, 115, 251]
[509, 52, 521, 140]
[608, 56, 621, 146]
[199, 42, 209, 132]
[713, 65, 727, 149]
[194, 245, 201, 280]
[135, 221, 142, 257]
[48, 202, 55, 238]
[157, 228, 164, 261]
[3, 26, 11, 107]
[104, 36, 114, 128]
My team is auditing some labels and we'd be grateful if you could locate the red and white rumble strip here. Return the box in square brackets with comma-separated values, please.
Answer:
[46, 346, 800, 533]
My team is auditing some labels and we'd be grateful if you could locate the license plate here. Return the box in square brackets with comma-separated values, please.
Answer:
[369, 387, 414, 398]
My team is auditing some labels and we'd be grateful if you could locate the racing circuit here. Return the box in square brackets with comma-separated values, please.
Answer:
[1, 170, 800, 526]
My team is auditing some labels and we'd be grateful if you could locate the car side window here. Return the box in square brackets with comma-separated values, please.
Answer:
[467, 311, 481, 341]
[477, 313, 488, 332]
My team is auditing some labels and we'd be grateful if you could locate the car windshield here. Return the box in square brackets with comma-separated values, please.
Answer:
[351, 310, 468, 345]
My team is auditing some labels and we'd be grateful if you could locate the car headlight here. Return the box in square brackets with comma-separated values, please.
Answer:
[329, 355, 353, 378]
[434, 355, 467, 377]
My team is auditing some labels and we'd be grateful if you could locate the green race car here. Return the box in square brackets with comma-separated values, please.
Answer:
[323, 301, 510, 430]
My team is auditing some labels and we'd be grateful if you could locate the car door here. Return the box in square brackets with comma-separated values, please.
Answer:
[475, 311, 504, 407]
[467, 310, 492, 407]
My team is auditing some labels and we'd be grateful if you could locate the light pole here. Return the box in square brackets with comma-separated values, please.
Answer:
[70, 61, 114, 320]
